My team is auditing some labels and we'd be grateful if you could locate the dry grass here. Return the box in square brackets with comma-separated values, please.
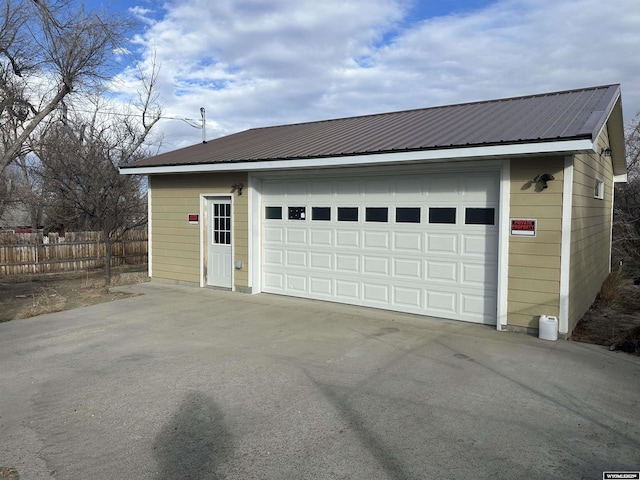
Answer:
[597, 267, 640, 313]
[0, 266, 149, 322]
[13, 287, 67, 319]
[608, 325, 640, 349]
[612, 283, 640, 312]
[598, 267, 633, 303]
[571, 268, 640, 354]
[0, 467, 19, 479]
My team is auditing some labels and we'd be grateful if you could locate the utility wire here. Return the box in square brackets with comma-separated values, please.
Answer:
[57, 108, 204, 127]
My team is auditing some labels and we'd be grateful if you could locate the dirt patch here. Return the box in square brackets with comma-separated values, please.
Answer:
[570, 271, 640, 355]
[0, 265, 149, 323]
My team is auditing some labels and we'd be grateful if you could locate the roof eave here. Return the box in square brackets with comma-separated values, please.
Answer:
[120, 139, 595, 175]
[606, 95, 627, 179]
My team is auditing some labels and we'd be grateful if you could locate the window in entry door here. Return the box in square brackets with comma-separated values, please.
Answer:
[213, 203, 231, 245]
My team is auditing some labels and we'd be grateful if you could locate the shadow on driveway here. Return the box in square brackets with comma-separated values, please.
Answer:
[153, 391, 232, 480]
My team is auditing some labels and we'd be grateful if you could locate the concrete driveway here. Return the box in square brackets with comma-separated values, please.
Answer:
[1, 282, 638, 480]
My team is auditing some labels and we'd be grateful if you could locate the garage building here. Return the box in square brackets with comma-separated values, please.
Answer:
[120, 84, 627, 336]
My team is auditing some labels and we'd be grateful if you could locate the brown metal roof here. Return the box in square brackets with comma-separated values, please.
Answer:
[127, 84, 622, 169]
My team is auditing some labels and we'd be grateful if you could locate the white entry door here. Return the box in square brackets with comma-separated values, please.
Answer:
[207, 198, 232, 288]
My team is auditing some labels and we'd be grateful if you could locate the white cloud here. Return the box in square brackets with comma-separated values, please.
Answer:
[118, 0, 640, 152]
[129, 5, 157, 24]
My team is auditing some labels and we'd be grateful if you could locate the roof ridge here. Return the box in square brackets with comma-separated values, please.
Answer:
[248, 84, 620, 132]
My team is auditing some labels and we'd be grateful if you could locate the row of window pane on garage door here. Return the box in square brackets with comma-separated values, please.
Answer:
[264, 206, 495, 225]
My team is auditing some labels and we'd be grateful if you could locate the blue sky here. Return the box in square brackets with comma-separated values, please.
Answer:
[85, 0, 640, 153]
[405, 0, 497, 20]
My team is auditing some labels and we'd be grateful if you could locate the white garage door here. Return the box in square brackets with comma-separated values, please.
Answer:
[260, 171, 499, 324]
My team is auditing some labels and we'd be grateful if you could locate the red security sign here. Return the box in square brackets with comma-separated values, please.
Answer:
[511, 219, 536, 236]
[188, 214, 199, 225]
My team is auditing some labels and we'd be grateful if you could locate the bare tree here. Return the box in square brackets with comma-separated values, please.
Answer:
[0, 0, 132, 174]
[624, 114, 640, 181]
[613, 114, 640, 277]
[0, 162, 20, 224]
[34, 66, 161, 284]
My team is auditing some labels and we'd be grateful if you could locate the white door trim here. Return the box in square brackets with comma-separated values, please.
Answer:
[497, 159, 510, 330]
[248, 174, 261, 293]
[559, 156, 574, 334]
[200, 194, 234, 290]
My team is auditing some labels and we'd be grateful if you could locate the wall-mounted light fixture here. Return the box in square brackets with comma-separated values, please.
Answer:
[534, 173, 554, 189]
[231, 183, 244, 195]
[601, 147, 612, 157]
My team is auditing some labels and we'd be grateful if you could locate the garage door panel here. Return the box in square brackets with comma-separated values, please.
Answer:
[363, 231, 390, 249]
[336, 230, 360, 248]
[393, 286, 422, 309]
[363, 283, 389, 303]
[264, 272, 284, 289]
[426, 290, 457, 314]
[263, 249, 284, 266]
[286, 229, 307, 245]
[427, 234, 458, 254]
[286, 250, 307, 267]
[336, 254, 359, 273]
[310, 277, 332, 296]
[462, 233, 498, 256]
[261, 172, 498, 325]
[286, 274, 306, 292]
[310, 252, 332, 270]
[363, 256, 389, 275]
[310, 229, 332, 246]
[461, 293, 496, 319]
[393, 258, 422, 279]
[426, 260, 457, 282]
[336, 279, 360, 300]
[462, 264, 497, 286]
[264, 227, 284, 243]
[394, 232, 423, 252]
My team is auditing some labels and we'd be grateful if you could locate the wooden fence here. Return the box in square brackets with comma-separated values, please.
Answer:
[0, 230, 148, 276]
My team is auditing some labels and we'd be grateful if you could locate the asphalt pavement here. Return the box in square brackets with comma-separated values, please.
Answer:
[1, 281, 639, 479]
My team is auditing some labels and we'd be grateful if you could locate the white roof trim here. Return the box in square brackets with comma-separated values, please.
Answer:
[120, 139, 595, 175]
[614, 173, 628, 183]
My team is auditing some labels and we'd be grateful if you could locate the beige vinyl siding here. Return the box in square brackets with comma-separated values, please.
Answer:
[507, 157, 564, 328]
[568, 127, 614, 331]
[149, 172, 249, 287]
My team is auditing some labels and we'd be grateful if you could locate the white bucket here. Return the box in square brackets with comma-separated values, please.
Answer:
[538, 315, 558, 341]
